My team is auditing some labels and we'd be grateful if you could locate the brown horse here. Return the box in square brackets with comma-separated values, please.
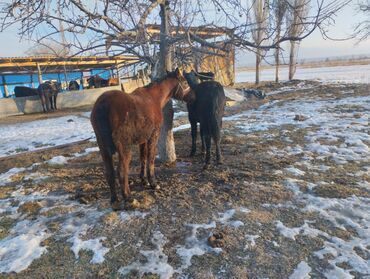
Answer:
[90, 68, 190, 205]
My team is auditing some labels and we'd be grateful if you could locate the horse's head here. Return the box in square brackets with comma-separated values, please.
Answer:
[183, 70, 200, 89]
[167, 68, 191, 101]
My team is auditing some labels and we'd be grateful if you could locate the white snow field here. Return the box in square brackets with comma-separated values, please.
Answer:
[236, 64, 370, 83]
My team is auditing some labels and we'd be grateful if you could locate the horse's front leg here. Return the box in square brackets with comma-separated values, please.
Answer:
[139, 143, 149, 186]
[117, 145, 132, 200]
[54, 93, 58, 110]
[45, 93, 51, 112]
[147, 130, 160, 190]
[49, 95, 54, 110]
[39, 94, 47, 113]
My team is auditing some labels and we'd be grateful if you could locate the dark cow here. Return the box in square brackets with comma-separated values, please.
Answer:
[14, 86, 39, 97]
[38, 81, 62, 112]
[184, 70, 226, 168]
[68, 80, 80, 91]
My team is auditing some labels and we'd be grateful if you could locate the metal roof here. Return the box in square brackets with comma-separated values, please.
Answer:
[0, 55, 140, 75]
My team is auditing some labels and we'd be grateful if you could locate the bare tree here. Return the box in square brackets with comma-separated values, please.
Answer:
[0, 0, 351, 162]
[286, 0, 310, 80]
[354, 0, 370, 41]
[251, 0, 270, 84]
[26, 40, 69, 56]
[272, 0, 288, 82]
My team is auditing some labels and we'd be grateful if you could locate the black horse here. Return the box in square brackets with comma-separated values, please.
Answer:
[183, 70, 226, 168]
[38, 81, 62, 112]
[68, 80, 80, 91]
[194, 71, 215, 81]
[87, 75, 109, 88]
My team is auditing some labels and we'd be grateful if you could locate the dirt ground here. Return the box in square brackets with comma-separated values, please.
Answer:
[0, 80, 369, 278]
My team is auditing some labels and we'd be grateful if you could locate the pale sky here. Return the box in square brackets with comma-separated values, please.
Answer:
[0, 1, 369, 62]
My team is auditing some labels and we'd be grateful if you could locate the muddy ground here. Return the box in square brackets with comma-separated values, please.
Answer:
[0, 81, 369, 279]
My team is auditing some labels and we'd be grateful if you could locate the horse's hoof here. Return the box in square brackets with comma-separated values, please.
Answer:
[125, 198, 140, 210]
[141, 179, 150, 187]
[151, 184, 160, 191]
[111, 201, 122, 211]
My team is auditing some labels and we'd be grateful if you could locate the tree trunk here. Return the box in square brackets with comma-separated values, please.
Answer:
[157, 1, 177, 163]
[275, 45, 280, 83]
[255, 48, 261, 85]
[275, 24, 281, 83]
[289, 40, 297, 80]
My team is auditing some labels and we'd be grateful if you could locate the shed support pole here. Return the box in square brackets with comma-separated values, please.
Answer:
[115, 61, 121, 85]
[2, 76, 9, 98]
[36, 63, 43, 85]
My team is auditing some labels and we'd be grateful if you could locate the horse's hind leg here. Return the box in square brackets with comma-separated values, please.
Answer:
[147, 130, 160, 190]
[117, 145, 132, 200]
[140, 143, 149, 186]
[101, 152, 118, 204]
[203, 133, 212, 169]
[190, 121, 197, 156]
[213, 128, 223, 165]
[200, 124, 205, 155]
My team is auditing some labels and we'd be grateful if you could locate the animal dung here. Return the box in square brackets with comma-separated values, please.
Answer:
[207, 231, 225, 248]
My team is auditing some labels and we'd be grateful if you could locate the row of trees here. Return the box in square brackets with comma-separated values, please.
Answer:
[251, 0, 344, 84]
[0, 0, 352, 162]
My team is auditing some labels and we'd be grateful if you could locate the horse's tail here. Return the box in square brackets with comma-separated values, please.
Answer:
[208, 82, 225, 118]
[91, 97, 116, 156]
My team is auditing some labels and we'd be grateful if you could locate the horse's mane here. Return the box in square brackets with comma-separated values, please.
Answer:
[144, 72, 177, 88]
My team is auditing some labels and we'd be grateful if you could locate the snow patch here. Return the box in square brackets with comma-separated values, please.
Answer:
[119, 231, 174, 279]
[47, 155, 69, 165]
[69, 236, 109, 264]
[0, 219, 50, 273]
[289, 261, 312, 279]
[176, 222, 220, 273]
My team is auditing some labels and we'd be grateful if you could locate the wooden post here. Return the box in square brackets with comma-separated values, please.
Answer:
[36, 63, 43, 85]
[115, 60, 121, 85]
[80, 72, 84, 89]
[2, 76, 9, 98]
[31, 74, 35, 88]
[63, 64, 68, 90]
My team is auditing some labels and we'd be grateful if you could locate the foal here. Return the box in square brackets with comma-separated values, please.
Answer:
[90, 68, 190, 204]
